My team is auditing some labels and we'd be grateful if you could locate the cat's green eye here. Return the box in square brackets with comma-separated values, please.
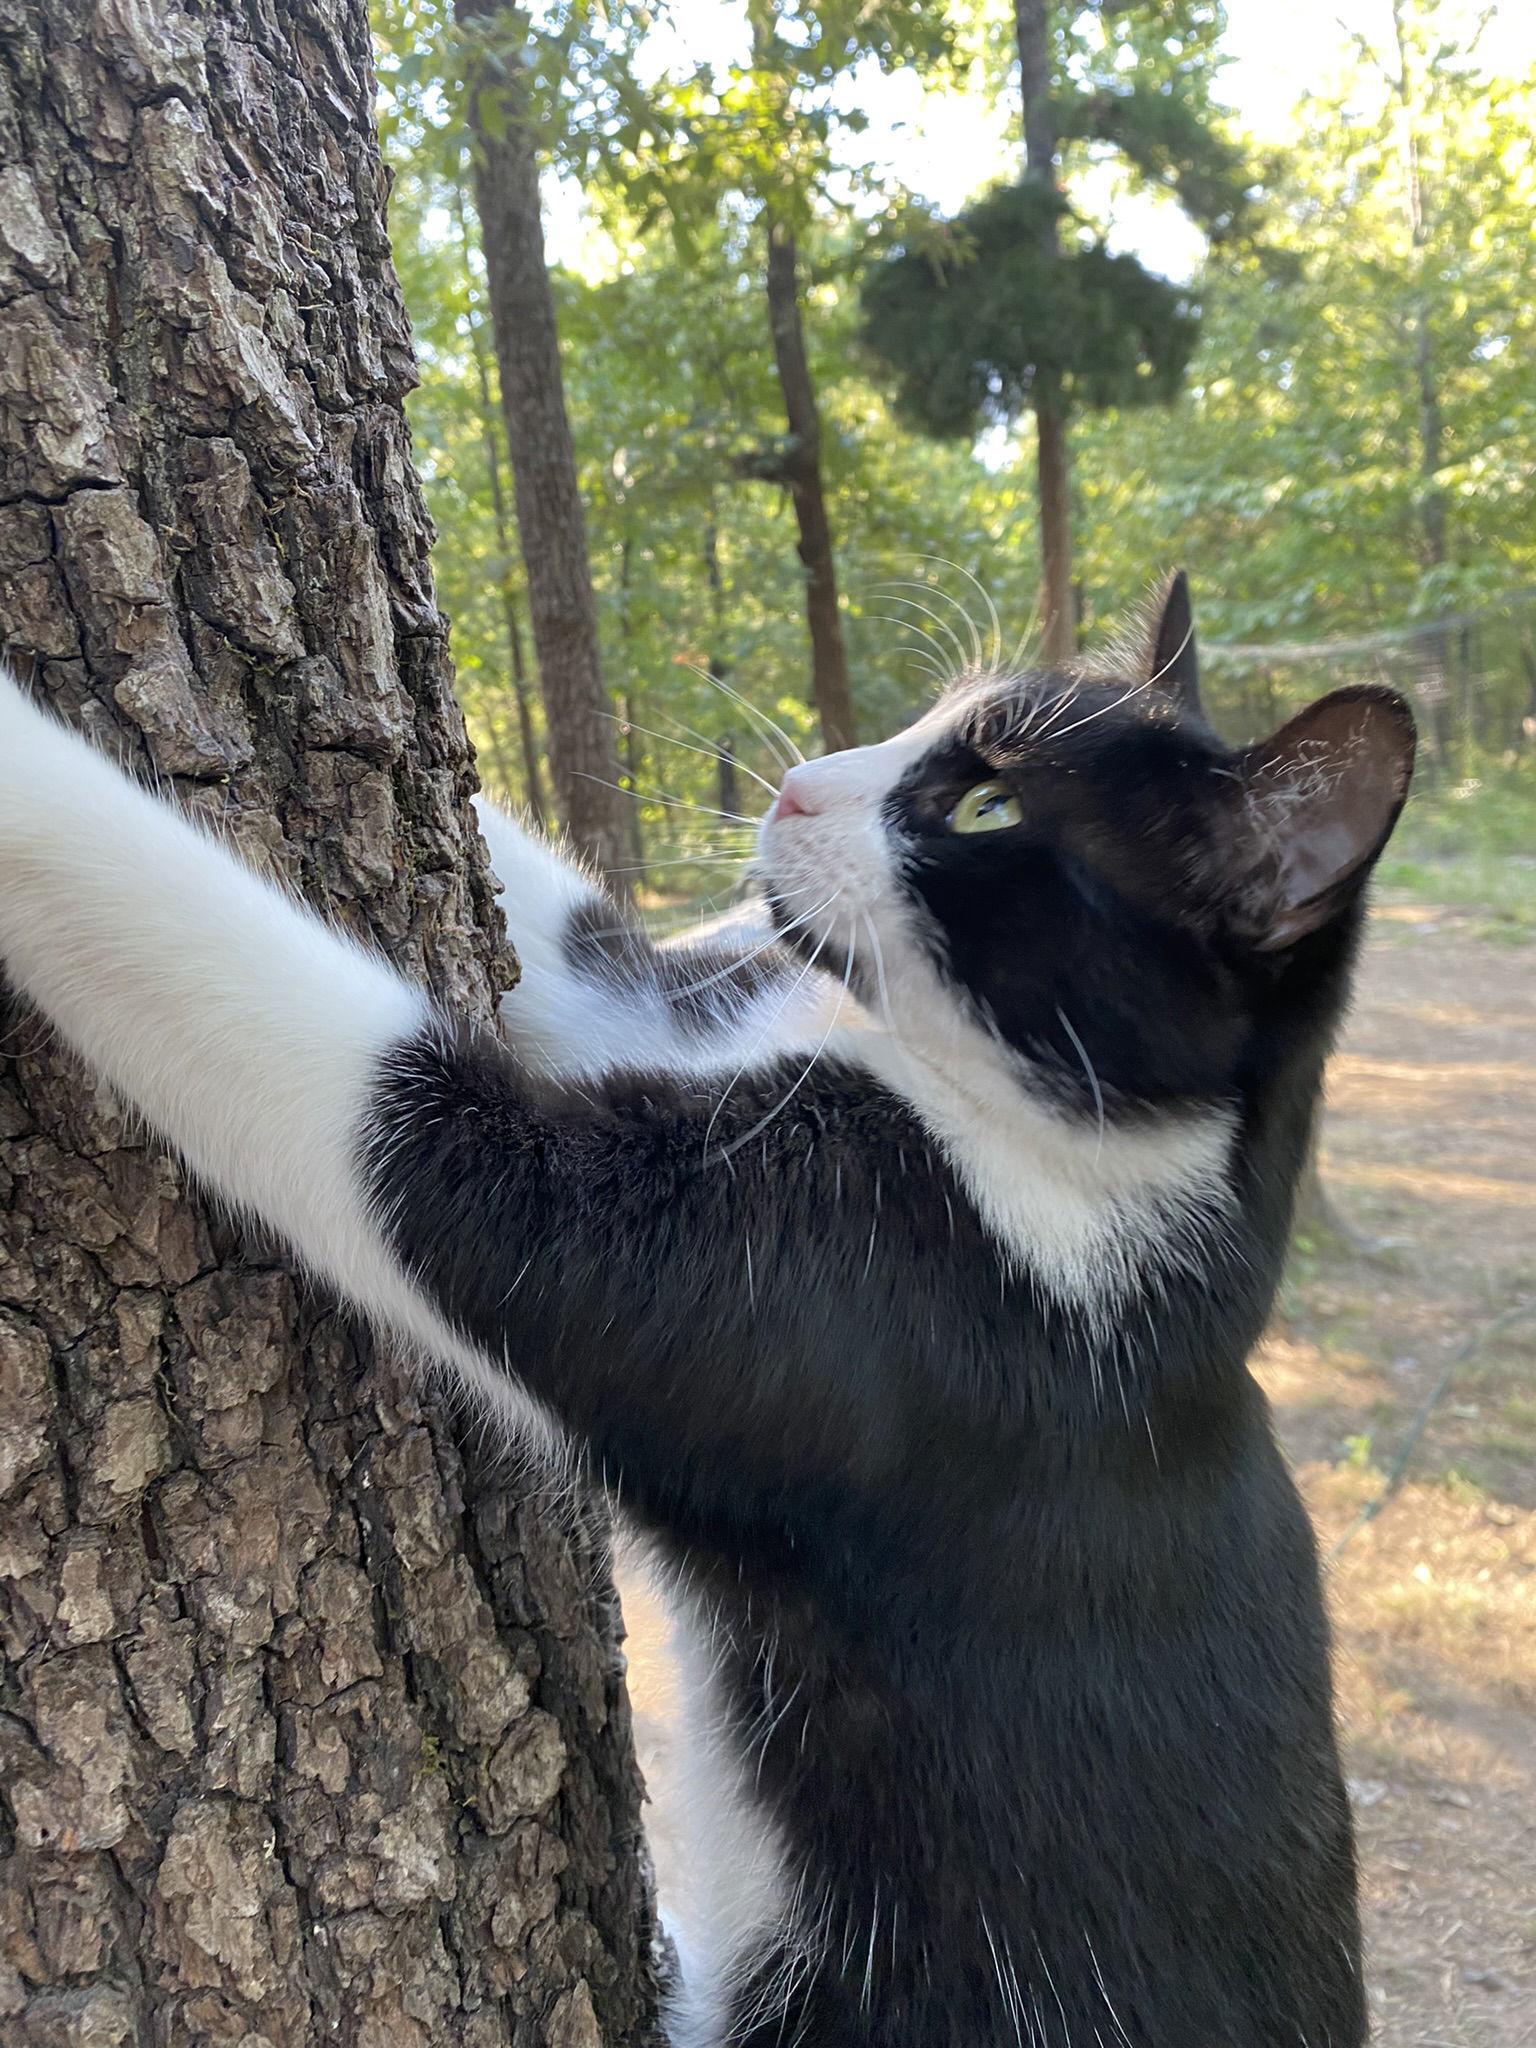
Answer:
[947, 781, 1023, 835]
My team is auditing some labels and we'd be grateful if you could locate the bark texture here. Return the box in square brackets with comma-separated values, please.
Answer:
[0, 3, 657, 2043]
[455, 0, 632, 877]
[763, 219, 858, 752]
[1014, 0, 1076, 664]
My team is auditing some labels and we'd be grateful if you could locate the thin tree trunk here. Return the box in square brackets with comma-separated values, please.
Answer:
[616, 538, 646, 886]
[0, 5, 657, 2042]
[763, 218, 859, 751]
[703, 521, 742, 817]
[1014, 0, 1076, 663]
[460, 183, 549, 829]
[456, 0, 631, 877]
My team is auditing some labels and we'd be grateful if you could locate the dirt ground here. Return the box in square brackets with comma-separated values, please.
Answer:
[618, 899, 1536, 2045]
[1266, 902, 1536, 2047]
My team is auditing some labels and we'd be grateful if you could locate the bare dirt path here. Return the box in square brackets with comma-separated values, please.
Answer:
[1263, 905, 1536, 2048]
[619, 904, 1536, 2044]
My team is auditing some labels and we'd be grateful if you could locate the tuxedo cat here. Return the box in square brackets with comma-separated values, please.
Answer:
[0, 575, 1413, 2047]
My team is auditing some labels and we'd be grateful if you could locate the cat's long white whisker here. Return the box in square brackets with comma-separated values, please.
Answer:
[687, 664, 807, 768]
[873, 585, 973, 676]
[864, 613, 951, 682]
[1055, 1005, 1106, 1160]
[659, 896, 838, 1006]
[571, 770, 757, 828]
[1009, 586, 1046, 674]
[915, 553, 1003, 671]
[601, 711, 780, 800]
[701, 911, 840, 1160]
[1029, 674, 1153, 748]
[1147, 617, 1196, 691]
[713, 932, 857, 1162]
[883, 575, 982, 669]
[860, 910, 893, 1031]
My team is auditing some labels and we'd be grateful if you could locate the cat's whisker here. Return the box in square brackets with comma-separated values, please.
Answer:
[1035, 677, 1153, 746]
[884, 572, 984, 670]
[714, 929, 857, 1163]
[1055, 1006, 1106, 1161]
[701, 908, 841, 1161]
[686, 664, 807, 769]
[1146, 617, 1196, 690]
[860, 910, 893, 1031]
[662, 896, 839, 1006]
[872, 585, 973, 677]
[865, 613, 952, 683]
[600, 710, 780, 800]
[914, 553, 1004, 672]
[571, 770, 757, 828]
[1008, 587, 1045, 674]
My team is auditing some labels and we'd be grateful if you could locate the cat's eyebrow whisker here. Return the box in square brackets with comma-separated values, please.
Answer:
[1008, 587, 1046, 675]
[571, 770, 757, 828]
[915, 552, 1003, 672]
[865, 614, 952, 683]
[1036, 677, 1152, 747]
[884, 572, 983, 670]
[686, 664, 807, 769]
[1147, 617, 1195, 691]
[599, 711, 781, 800]
[872, 585, 974, 676]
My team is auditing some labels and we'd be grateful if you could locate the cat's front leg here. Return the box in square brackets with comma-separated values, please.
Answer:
[0, 671, 561, 1447]
[475, 793, 841, 1078]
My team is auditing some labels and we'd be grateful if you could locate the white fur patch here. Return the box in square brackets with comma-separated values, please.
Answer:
[644, 1578, 799, 2048]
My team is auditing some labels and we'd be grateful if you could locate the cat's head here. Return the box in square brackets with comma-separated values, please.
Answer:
[757, 574, 1415, 1123]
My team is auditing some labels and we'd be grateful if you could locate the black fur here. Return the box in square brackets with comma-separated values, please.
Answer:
[361, 657, 1414, 2047]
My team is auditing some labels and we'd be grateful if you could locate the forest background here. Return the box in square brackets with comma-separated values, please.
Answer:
[376, 0, 1535, 914]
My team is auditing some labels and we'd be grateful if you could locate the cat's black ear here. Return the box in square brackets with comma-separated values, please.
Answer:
[1149, 569, 1201, 712]
[1225, 686, 1416, 951]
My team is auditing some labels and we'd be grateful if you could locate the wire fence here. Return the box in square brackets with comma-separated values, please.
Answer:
[1201, 587, 1536, 792]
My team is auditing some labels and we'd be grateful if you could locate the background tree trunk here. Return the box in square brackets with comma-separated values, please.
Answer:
[1014, 0, 1076, 664]
[459, 182, 549, 829]
[764, 218, 859, 752]
[456, 0, 633, 878]
[0, 4, 658, 2043]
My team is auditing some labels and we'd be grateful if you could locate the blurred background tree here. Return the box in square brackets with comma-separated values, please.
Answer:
[373, 0, 1535, 900]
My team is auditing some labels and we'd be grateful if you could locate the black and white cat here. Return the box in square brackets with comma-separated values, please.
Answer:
[0, 576, 1413, 2047]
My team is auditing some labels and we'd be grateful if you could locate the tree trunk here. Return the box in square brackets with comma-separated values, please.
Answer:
[456, 0, 632, 877]
[1014, 0, 1076, 664]
[461, 184, 549, 829]
[763, 219, 859, 752]
[616, 539, 646, 886]
[0, 5, 658, 2044]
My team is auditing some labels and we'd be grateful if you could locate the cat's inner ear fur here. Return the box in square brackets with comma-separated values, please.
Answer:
[1148, 568, 1202, 712]
[1223, 685, 1416, 951]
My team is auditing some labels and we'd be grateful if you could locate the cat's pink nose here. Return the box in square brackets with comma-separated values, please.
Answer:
[769, 770, 818, 821]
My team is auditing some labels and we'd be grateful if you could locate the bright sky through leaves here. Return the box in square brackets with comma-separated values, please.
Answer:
[543, 0, 1536, 282]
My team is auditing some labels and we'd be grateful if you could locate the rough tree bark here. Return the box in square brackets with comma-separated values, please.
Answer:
[0, 4, 658, 2043]
[763, 218, 859, 752]
[1014, 0, 1076, 664]
[455, 0, 632, 877]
